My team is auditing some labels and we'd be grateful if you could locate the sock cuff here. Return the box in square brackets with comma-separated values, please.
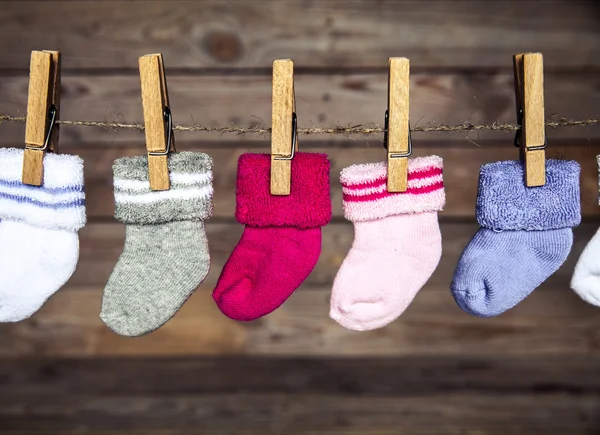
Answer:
[113, 151, 213, 224]
[0, 148, 86, 231]
[340, 155, 445, 222]
[235, 152, 332, 228]
[476, 159, 581, 231]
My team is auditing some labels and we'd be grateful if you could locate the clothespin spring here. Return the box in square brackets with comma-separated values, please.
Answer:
[383, 110, 412, 158]
[147, 106, 174, 157]
[513, 107, 547, 151]
[273, 112, 298, 161]
[25, 105, 57, 153]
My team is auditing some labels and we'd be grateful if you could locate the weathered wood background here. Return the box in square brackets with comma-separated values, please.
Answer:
[0, 1, 599, 433]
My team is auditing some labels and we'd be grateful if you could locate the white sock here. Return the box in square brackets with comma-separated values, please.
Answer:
[571, 227, 600, 306]
[0, 148, 86, 322]
[571, 155, 600, 306]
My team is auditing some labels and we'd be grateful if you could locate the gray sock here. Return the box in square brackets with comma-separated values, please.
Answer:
[100, 151, 213, 336]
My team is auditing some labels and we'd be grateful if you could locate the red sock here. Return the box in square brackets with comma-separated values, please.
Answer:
[213, 153, 331, 321]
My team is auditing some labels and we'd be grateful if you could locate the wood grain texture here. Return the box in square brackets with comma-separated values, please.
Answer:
[139, 54, 171, 190]
[2, 392, 599, 434]
[44, 143, 600, 220]
[386, 57, 410, 192]
[1, 71, 598, 145]
[2, 283, 600, 358]
[520, 53, 546, 186]
[270, 59, 294, 195]
[24, 51, 52, 148]
[0, 0, 598, 70]
[22, 51, 55, 186]
[4, 356, 600, 396]
[2, 356, 600, 434]
[21, 148, 44, 186]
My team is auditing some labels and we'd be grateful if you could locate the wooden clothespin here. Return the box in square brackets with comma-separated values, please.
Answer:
[22, 50, 61, 186]
[270, 59, 298, 196]
[139, 53, 176, 191]
[513, 52, 546, 187]
[385, 57, 411, 192]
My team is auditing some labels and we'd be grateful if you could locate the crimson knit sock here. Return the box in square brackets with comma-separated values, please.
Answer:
[213, 153, 331, 321]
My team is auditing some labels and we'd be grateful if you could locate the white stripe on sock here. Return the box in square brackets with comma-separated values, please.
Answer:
[115, 185, 213, 204]
[114, 172, 213, 192]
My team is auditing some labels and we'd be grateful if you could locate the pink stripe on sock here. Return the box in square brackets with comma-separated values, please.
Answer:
[343, 181, 444, 202]
[339, 156, 445, 221]
[342, 167, 443, 191]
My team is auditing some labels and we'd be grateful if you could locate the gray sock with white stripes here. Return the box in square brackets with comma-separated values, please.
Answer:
[100, 152, 213, 337]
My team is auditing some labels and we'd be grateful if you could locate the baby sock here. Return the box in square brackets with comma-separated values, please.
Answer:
[329, 156, 445, 331]
[213, 152, 331, 321]
[451, 159, 581, 317]
[571, 155, 600, 305]
[100, 151, 213, 336]
[0, 148, 86, 322]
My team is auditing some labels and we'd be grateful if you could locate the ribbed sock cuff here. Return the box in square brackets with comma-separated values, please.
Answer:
[476, 159, 581, 231]
[0, 148, 86, 231]
[235, 152, 332, 228]
[113, 151, 213, 224]
[340, 156, 445, 222]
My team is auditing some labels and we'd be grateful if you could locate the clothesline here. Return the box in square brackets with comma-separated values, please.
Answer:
[0, 114, 598, 136]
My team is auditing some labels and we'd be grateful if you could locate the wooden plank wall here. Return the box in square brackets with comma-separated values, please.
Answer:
[0, 1, 599, 433]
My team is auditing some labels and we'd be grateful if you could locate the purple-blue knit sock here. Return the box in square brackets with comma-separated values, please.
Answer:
[451, 159, 581, 317]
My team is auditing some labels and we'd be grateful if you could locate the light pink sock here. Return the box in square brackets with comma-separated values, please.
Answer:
[330, 156, 445, 331]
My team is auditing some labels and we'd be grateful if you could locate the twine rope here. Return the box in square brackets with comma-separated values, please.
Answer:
[0, 114, 598, 136]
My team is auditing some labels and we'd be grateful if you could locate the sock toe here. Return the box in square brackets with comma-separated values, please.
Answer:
[571, 275, 600, 307]
[330, 300, 402, 331]
[452, 285, 505, 318]
[213, 277, 257, 321]
[100, 306, 155, 337]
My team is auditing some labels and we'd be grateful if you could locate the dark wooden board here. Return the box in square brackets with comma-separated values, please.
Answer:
[1, 392, 598, 434]
[0, 0, 598, 70]
[2, 356, 600, 396]
[1, 72, 599, 145]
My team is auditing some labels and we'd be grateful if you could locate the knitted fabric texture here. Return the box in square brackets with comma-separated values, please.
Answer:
[476, 159, 581, 231]
[330, 156, 444, 331]
[0, 148, 85, 322]
[570, 155, 600, 306]
[213, 152, 331, 321]
[451, 159, 581, 318]
[340, 156, 444, 222]
[235, 152, 331, 228]
[0, 148, 85, 231]
[113, 151, 213, 225]
[101, 151, 213, 337]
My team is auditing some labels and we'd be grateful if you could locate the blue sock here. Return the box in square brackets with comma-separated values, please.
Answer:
[451, 159, 581, 317]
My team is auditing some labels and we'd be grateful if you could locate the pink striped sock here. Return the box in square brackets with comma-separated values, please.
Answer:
[330, 156, 445, 331]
